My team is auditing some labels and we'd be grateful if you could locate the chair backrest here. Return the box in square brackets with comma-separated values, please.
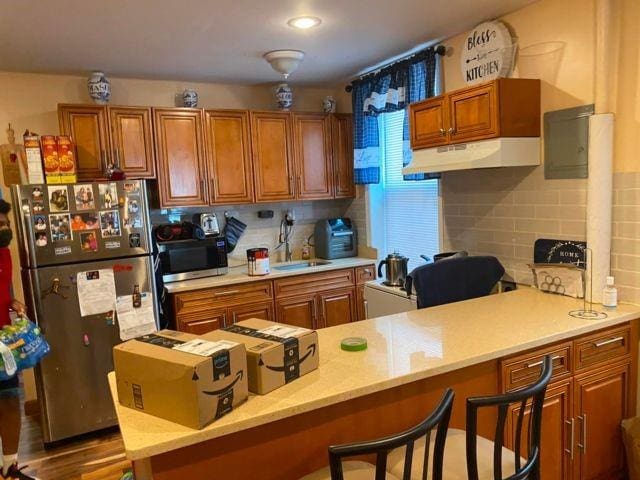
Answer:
[405, 256, 505, 309]
[328, 389, 455, 480]
[465, 355, 553, 480]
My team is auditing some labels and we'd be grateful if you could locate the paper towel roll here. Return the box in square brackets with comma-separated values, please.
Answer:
[586, 113, 614, 303]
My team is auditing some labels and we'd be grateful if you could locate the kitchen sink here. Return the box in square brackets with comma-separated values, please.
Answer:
[273, 260, 332, 271]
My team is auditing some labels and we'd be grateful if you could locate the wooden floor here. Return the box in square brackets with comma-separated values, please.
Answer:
[16, 400, 131, 480]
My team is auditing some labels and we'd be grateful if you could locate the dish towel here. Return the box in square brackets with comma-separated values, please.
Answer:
[224, 216, 247, 253]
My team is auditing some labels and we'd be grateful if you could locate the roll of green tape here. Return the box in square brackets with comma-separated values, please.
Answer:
[341, 337, 367, 351]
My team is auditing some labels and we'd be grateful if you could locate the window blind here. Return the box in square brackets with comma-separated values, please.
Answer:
[381, 110, 440, 272]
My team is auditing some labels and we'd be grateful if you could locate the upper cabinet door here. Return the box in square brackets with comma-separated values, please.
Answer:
[205, 110, 253, 204]
[409, 96, 449, 149]
[153, 108, 208, 207]
[292, 113, 333, 200]
[250, 112, 295, 202]
[58, 104, 108, 180]
[108, 106, 155, 178]
[448, 82, 499, 143]
[331, 114, 356, 199]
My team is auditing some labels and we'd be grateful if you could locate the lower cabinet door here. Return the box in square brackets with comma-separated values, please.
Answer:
[574, 362, 630, 480]
[178, 310, 227, 334]
[506, 380, 573, 480]
[356, 285, 367, 321]
[275, 294, 316, 329]
[318, 288, 356, 328]
[228, 302, 274, 324]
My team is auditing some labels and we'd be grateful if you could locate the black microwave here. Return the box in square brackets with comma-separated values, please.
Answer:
[157, 235, 228, 283]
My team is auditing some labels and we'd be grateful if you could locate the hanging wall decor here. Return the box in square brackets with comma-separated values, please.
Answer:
[461, 20, 516, 85]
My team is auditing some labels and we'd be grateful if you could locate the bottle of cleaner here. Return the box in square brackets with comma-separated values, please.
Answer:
[603, 276, 618, 308]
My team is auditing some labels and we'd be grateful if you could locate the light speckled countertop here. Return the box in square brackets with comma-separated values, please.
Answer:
[163, 257, 377, 293]
[108, 288, 640, 460]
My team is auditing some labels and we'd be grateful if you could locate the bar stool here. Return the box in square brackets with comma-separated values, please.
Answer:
[300, 389, 454, 480]
[387, 356, 553, 480]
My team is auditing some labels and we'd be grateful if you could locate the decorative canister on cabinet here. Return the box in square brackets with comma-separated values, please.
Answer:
[87, 71, 111, 104]
[322, 95, 336, 113]
[275, 83, 293, 111]
[182, 88, 199, 108]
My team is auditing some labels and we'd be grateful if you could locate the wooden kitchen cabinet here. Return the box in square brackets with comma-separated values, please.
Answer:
[58, 104, 109, 180]
[153, 108, 208, 207]
[251, 111, 295, 202]
[574, 362, 630, 480]
[59, 104, 155, 180]
[332, 114, 356, 198]
[318, 288, 357, 328]
[205, 110, 254, 204]
[356, 285, 367, 321]
[409, 96, 448, 149]
[108, 106, 155, 178]
[500, 323, 636, 480]
[228, 302, 274, 325]
[292, 113, 333, 199]
[275, 294, 317, 329]
[177, 310, 227, 334]
[409, 78, 540, 150]
[507, 380, 573, 480]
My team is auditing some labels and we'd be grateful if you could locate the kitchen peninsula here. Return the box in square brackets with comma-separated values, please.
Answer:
[110, 288, 640, 480]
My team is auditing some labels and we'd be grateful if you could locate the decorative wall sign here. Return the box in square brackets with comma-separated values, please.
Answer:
[461, 20, 515, 85]
[534, 239, 587, 268]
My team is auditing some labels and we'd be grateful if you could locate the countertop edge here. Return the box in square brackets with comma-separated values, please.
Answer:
[163, 257, 377, 293]
[114, 306, 639, 460]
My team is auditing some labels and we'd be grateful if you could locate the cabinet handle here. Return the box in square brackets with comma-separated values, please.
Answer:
[364, 300, 369, 319]
[232, 311, 237, 324]
[210, 178, 215, 195]
[439, 128, 446, 135]
[525, 354, 561, 369]
[564, 418, 575, 460]
[578, 414, 587, 453]
[297, 175, 302, 193]
[288, 175, 294, 194]
[200, 179, 205, 194]
[221, 312, 227, 328]
[214, 290, 239, 297]
[593, 336, 624, 348]
[312, 298, 318, 326]
[448, 127, 456, 135]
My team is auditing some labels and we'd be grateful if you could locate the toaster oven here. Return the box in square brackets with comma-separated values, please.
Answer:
[314, 218, 357, 259]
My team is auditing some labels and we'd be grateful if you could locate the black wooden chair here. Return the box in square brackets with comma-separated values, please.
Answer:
[300, 389, 454, 480]
[387, 356, 553, 479]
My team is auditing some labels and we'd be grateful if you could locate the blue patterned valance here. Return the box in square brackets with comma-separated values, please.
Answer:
[352, 48, 437, 184]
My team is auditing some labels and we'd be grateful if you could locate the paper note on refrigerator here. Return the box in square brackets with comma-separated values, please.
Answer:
[76, 269, 117, 317]
[115, 292, 157, 341]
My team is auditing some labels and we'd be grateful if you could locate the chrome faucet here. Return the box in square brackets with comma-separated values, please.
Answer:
[283, 210, 295, 262]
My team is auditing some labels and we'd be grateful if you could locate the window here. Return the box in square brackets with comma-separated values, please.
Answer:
[374, 110, 440, 272]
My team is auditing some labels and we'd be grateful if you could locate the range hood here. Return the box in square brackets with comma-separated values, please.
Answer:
[402, 137, 541, 175]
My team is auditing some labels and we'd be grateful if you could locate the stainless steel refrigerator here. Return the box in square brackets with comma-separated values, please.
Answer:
[12, 180, 158, 443]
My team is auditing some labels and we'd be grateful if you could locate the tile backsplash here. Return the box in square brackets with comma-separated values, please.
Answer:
[151, 199, 353, 265]
[441, 166, 587, 285]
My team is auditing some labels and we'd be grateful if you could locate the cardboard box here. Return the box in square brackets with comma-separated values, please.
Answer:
[23, 132, 45, 184]
[56, 136, 77, 184]
[203, 319, 319, 395]
[113, 330, 248, 429]
[40, 135, 60, 184]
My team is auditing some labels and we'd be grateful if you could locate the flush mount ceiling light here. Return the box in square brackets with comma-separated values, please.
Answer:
[287, 16, 321, 29]
[263, 50, 305, 79]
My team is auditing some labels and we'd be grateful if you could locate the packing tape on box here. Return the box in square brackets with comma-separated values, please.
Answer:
[223, 325, 317, 384]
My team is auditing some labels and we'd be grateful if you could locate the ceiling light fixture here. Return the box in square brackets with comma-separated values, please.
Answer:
[263, 50, 305, 79]
[287, 16, 321, 29]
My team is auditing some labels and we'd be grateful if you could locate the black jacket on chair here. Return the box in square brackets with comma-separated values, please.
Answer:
[405, 256, 505, 309]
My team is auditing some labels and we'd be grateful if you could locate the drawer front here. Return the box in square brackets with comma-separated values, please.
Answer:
[355, 265, 376, 284]
[177, 310, 227, 334]
[501, 342, 572, 391]
[173, 281, 273, 314]
[274, 268, 355, 298]
[574, 324, 631, 371]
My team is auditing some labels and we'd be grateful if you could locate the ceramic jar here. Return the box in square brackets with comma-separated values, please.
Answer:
[182, 89, 198, 108]
[87, 71, 111, 104]
[322, 95, 337, 113]
[275, 83, 293, 111]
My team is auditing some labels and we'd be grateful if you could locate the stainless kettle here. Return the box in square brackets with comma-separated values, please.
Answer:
[378, 252, 409, 287]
